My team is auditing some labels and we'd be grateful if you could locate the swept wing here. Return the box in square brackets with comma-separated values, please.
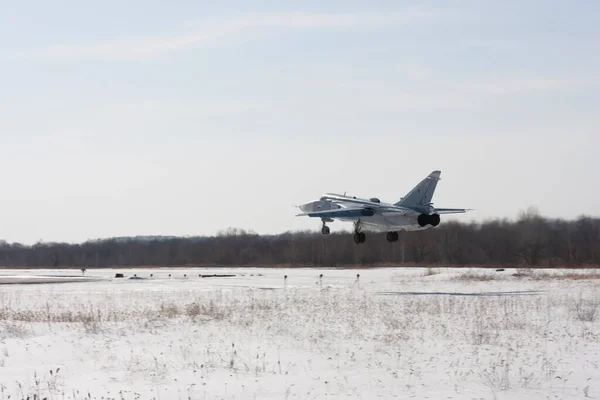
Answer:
[296, 199, 413, 218]
[296, 208, 377, 218]
[433, 208, 472, 214]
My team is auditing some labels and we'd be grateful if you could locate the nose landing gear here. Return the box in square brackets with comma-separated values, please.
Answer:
[353, 220, 366, 244]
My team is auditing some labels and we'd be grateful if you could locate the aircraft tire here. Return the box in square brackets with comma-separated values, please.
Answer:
[354, 232, 366, 244]
[431, 214, 440, 227]
[386, 231, 399, 242]
[321, 226, 331, 235]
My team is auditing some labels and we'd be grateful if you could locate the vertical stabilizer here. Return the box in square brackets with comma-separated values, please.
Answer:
[395, 170, 441, 207]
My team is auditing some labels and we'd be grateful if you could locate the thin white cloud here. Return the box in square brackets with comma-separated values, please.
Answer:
[456, 77, 578, 95]
[332, 73, 600, 112]
[103, 99, 272, 118]
[6, 9, 455, 62]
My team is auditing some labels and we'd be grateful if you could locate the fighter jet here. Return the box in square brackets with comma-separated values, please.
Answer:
[296, 170, 471, 244]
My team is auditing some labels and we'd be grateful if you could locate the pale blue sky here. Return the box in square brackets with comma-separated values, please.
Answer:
[1, 1, 598, 244]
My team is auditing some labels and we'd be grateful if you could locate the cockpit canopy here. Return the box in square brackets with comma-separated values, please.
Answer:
[369, 198, 380, 203]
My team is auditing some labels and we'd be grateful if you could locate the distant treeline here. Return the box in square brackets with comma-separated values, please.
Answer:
[1, 209, 599, 268]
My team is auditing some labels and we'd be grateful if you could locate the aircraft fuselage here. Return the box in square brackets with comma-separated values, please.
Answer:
[297, 197, 430, 232]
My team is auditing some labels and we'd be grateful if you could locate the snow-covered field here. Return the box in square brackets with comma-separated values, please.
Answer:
[0, 267, 599, 400]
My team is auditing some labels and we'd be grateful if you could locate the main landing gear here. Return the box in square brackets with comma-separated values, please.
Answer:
[386, 231, 399, 242]
[353, 220, 366, 244]
[321, 218, 331, 235]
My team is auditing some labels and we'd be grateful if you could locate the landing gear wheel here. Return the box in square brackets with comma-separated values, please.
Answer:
[352, 219, 366, 243]
[431, 214, 440, 227]
[321, 218, 331, 235]
[386, 231, 399, 242]
[417, 214, 428, 227]
[353, 232, 366, 244]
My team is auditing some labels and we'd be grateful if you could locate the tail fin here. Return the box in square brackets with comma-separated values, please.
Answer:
[394, 170, 441, 207]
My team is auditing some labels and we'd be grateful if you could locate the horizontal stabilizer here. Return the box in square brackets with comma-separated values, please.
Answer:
[433, 208, 472, 214]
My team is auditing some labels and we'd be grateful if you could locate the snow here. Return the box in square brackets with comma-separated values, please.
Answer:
[0, 267, 599, 399]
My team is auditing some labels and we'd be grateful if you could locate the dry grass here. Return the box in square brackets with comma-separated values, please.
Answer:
[0, 272, 599, 399]
[423, 267, 439, 276]
[532, 271, 600, 281]
[452, 271, 496, 281]
[570, 296, 600, 322]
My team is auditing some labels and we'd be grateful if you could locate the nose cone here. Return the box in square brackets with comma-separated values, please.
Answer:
[298, 202, 313, 212]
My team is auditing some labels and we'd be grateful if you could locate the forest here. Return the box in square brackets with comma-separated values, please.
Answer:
[1, 208, 599, 268]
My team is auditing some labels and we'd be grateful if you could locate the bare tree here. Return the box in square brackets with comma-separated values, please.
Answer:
[0, 215, 599, 268]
